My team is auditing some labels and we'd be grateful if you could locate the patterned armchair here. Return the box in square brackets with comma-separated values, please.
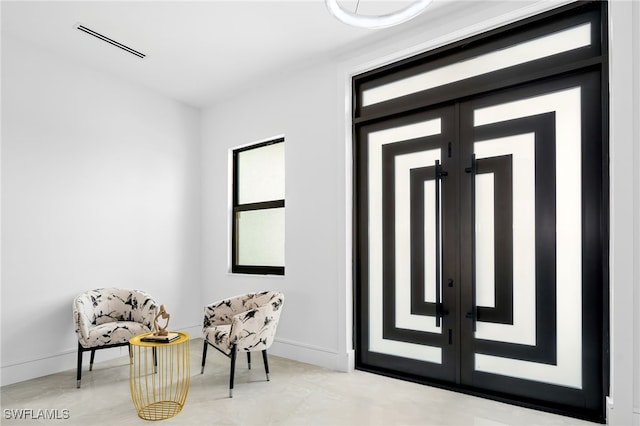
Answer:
[73, 288, 158, 388]
[201, 291, 284, 397]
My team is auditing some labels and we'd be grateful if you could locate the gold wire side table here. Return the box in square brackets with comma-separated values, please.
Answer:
[129, 332, 190, 421]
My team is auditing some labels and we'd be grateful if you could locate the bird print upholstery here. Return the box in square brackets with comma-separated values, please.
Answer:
[202, 291, 284, 355]
[74, 288, 158, 348]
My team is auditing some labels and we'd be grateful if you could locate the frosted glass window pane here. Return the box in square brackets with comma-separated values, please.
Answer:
[236, 208, 284, 267]
[238, 142, 284, 204]
[362, 23, 591, 106]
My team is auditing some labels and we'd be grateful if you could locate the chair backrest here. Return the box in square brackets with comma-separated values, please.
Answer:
[229, 291, 284, 351]
[74, 288, 157, 328]
[204, 290, 281, 327]
[242, 290, 282, 311]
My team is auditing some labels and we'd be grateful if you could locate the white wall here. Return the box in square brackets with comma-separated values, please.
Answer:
[634, 3, 640, 424]
[0, 35, 202, 386]
[608, 1, 640, 424]
[201, 59, 351, 370]
[636, 2, 640, 421]
[200, 1, 639, 424]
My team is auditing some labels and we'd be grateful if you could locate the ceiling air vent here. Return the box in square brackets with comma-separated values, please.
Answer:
[77, 24, 146, 59]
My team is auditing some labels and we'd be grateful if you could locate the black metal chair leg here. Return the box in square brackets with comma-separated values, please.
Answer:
[229, 345, 237, 398]
[89, 349, 96, 371]
[201, 341, 208, 374]
[75, 341, 132, 388]
[76, 344, 83, 388]
[247, 351, 251, 370]
[262, 349, 270, 381]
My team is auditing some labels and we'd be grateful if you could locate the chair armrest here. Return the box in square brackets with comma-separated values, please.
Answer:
[130, 290, 159, 329]
[228, 298, 283, 351]
[73, 295, 95, 346]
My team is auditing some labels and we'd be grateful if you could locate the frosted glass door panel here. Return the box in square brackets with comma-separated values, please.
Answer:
[423, 180, 437, 303]
[394, 149, 441, 333]
[475, 173, 496, 309]
[469, 87, 584, 389]
[236, 208, 285, 267]
[474, 134, 536, 346]
[363, 107, 456, 375]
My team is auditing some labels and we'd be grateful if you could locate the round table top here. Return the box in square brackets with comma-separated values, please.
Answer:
[129, 331, 190, 347]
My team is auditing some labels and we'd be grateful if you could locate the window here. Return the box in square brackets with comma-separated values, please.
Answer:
[232, 137, 285, 275]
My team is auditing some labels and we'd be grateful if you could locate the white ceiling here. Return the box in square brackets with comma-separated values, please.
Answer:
[1, 0, 455, 108]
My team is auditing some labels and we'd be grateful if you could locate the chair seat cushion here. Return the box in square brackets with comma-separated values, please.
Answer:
[204, 324, 232, 355]
[82, 321, 150, 348]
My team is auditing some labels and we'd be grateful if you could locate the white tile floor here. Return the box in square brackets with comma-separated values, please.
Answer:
[0, 339, 599, 425]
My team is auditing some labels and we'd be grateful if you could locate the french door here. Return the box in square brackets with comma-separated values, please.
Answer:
[357, 104, 459, 383]
[354, 2, 607, 421]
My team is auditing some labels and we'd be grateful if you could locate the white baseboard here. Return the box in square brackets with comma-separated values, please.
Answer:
[606, 396, 614, 423]
[1, 328, 351, 386]
[270, 337, 353, 372]
[605, 396, 640, 425]
[1, 346, 123, 387]
[1, 324, 202, 387]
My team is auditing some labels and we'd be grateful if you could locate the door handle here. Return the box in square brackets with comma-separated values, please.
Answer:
[464, 154, 477, 332]
[435, 160, 447, 327]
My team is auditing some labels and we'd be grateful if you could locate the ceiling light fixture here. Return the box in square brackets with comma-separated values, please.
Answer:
[325, 0, 433, 29]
